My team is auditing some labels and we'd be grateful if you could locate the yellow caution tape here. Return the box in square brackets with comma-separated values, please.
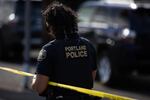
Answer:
[0, 66, 34, 76]
[49, 82, 136, 100]
[0, 66, 136, 100]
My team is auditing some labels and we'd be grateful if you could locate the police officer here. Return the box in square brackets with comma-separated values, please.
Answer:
[32, 1, 97, 100]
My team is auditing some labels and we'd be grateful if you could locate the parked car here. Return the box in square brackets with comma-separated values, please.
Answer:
[78, 0, 150, 85]
[0, 0, 43, 60]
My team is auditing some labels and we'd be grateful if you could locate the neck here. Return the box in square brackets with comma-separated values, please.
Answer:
[65, 33, 79, 39]
[55, 32, 65, 39]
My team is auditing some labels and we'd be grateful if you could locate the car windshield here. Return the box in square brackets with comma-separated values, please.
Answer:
[129, 8, 150, 33]
[15, 1, 42, 30]
[78, 6, 96, 22]
[15, 1, 41, 18]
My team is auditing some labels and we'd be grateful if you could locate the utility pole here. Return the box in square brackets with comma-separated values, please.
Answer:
[22, 0, 31, 89]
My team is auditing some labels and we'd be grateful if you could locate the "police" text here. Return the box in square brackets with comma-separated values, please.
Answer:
[65, 45, 88, 59]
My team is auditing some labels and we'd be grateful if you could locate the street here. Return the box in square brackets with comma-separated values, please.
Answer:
[0, 62, 44, 100]
[0, 62, 150, 100]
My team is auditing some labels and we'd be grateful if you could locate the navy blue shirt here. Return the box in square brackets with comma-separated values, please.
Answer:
[36, 35, 97, 89]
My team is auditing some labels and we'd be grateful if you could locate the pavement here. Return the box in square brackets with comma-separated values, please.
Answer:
[0, 61, 45, 100]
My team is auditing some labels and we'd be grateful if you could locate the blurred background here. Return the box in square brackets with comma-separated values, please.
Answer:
[0, 0, 150, 100]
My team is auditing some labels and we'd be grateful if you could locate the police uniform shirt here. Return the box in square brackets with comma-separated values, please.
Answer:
[36, 34, 97, 89]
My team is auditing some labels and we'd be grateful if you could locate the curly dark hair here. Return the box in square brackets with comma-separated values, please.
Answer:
[42, 1, 78, 38]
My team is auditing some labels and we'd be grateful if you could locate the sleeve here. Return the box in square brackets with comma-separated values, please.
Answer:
[36, 46, 53, 76]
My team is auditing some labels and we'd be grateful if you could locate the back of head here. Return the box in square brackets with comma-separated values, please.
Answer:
[42, 1, 78, 38]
